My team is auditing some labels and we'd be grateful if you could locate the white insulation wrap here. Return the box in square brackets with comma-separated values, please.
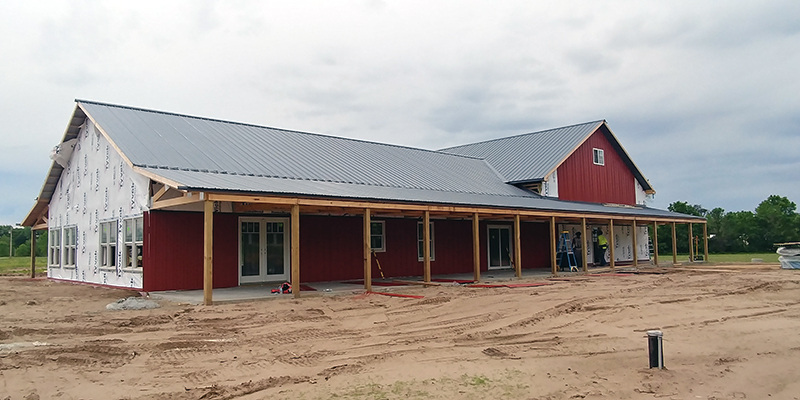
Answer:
[47, 121, 151, 289]
[559, 223, 650, 264]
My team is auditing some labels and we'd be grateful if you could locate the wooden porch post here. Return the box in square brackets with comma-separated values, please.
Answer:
[671, 222, 677, 265]
[514, 214, 522, 279]
[423, 210, 431, 283]
[652, 222, 659, 266]
[688, 223, 694, 263]
[30, 229, 36, 278]
[632, 219, 638, 267]
[550, 216, 557, 276]
[472, 212, 480, 282]
[291, 204, 300, 299]
[203, 200, 213, 306]
[703, 223, 709, 263]
[581, 218, 588, 272]
[609, 219, 615, 269]
[363, 208, 372, 292]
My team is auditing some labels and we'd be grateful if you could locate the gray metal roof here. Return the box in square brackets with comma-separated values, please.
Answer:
[440, 121, 603, 183]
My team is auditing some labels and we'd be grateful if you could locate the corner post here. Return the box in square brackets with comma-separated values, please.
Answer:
[363, 208, 372, 292]
[423, 210, 431, 283]
[550, 216, 557, 276]
[632, 219, 638, 267]
[703, 223, 709, 263]
[609, 219, 615, 269]
[203, 200, 213, 306]
[30, 229, 36, 278]
[688, 223, 694, 263]
[472, 212, 480, 282]
[581, 218, 588, 272]
[652, 221, 659, 266]
[291, 203, 300, 299]
[514, 214, 522, 279]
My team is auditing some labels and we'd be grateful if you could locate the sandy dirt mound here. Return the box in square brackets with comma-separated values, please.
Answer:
[1, 267, 800, 399]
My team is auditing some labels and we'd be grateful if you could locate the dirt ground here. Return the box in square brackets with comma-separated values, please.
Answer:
[2, 265, 800, 400]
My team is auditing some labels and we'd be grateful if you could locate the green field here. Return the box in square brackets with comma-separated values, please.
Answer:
[705, 252, 780, 263]
[0, 257, 47, 275]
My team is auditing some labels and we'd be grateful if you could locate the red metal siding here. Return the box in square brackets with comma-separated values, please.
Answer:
[299, 215, 363, 282]
[143, 211, 238, 292]
[557, 128, 636, 205]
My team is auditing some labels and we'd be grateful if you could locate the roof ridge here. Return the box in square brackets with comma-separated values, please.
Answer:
[439, 120, 605, 151]
[141, 164, 535, 198]
[75, 99, 487, 162]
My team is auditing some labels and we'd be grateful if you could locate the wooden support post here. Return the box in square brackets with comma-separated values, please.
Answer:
[653, 221, 659, 266]
[514, 214, 522, 279]
[550, 216, 557, 276]
[291, 204, 300, 298]
[688, 223, 694, 263]
[671, 222, 677, 265]
[472, 212, 480, 282]
[30, 229, 36, 279]
[364, 208, 372, 292]
[203, 200, 214, 306]
[703, 223, 709, 263]
[423, 210, 431, 283]
[581, 218, 588, 272]
[609, 219, 615, 269]
[632, 219, 638, 267]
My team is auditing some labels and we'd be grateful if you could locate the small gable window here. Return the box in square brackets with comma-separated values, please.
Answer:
[593, 148, 605, 166]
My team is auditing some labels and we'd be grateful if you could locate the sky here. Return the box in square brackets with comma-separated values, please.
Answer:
[1, 0, 799, 225]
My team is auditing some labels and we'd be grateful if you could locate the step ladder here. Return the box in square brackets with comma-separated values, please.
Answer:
[556, 231, 578, 272]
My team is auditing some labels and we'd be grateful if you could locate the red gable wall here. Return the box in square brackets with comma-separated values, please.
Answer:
[556, 128, 636, 205]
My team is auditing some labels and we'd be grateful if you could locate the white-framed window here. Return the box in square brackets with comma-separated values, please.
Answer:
[593, 148, 605, 166]
[123, 217, 144, 269]
[63, 226, 76, 268]
[417, 222, 435, 261]
[100, 220, 117, 269]
[48, 228, 61, 268]
[370, 221, 385, 252]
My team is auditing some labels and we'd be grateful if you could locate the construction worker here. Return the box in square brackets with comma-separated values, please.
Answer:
[597, 229, 609, 266]
[572, 231, 583, 268]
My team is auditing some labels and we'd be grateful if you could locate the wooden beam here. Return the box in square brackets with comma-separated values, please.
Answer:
[472, 212, 480, 282]
[671, 222, 678, 265]
[514, 214, 522, 279]
[203, 200, 213, 306]
[581, 218, 588, 272]
[632, 219, 638, 267]
[609, 219, 615, 269]
[30, 229, 36, 279]
[688, 223, 694, 263]
[653, 221, 659, 266]
[550, 216, 557, 276]
[703, 223, 709, 263]
[152, 184, 169, 202]
[364, 208, 372, 292]
[423, 210, 431, 283]
[291, 204, 300, 299]
[152, 194, 202, 210]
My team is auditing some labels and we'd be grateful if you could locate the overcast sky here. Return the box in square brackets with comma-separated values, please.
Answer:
[1, 1, 799, 225]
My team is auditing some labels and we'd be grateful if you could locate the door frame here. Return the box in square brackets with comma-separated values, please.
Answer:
[238, 216, 291, 284]
[487, 224, 513, 270]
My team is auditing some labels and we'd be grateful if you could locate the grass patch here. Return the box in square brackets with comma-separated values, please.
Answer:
[705, 253, 779, 263]
[0, 257, 47, 275]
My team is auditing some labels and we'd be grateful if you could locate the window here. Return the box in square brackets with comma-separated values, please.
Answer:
[48, 228, 61, 268]
[370, 221, 385, 252]
[100, 220, 117, 269]
[64, 227, 76, 268]
[124, 217, 144, 269]
[593, 148, 605, 166]
[417, 222, 435, 261]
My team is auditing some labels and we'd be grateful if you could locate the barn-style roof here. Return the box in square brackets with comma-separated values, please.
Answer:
[22, 100, 700, 226]
[440, 120, 655, 192]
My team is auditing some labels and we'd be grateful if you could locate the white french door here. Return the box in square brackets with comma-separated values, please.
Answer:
[239, 217, 290, 284]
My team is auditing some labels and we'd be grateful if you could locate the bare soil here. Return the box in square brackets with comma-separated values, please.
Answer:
[1, 265, 800, 400]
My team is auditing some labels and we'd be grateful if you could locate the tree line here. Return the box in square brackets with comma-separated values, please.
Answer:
[0, 226, 47, 258]
[659, 195, 800, 254]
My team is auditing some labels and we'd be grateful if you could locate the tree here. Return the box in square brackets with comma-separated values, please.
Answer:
[753, 195, 800, 250]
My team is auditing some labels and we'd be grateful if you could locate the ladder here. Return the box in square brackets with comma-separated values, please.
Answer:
[556, 231, 578, 272]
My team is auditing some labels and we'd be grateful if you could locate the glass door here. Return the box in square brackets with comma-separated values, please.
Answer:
[487, 225, 513, 269]
[239, 217, 289, 283]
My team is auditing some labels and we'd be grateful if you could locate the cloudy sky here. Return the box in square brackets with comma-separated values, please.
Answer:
[1, 1, 799, 225]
